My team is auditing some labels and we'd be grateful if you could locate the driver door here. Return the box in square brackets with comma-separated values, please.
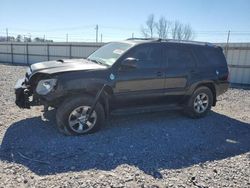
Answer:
[113, 43, 165, 100]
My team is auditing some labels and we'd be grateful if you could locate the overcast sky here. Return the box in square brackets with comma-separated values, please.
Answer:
[1, 0, 250, 42]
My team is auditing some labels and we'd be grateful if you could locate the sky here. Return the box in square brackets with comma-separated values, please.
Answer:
[1, 0, 250, 42]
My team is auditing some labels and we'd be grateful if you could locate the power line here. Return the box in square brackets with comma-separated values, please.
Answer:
[6, 25, 95, 32]
[1, 29, 250, 43]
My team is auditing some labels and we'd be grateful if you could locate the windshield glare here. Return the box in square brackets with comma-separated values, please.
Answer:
[88, 42, 133, 66]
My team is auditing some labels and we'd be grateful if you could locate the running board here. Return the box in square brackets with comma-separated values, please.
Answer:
[111, 104, 183, 116]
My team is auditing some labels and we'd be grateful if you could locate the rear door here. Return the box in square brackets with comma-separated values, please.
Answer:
[163, 44, 196, 94]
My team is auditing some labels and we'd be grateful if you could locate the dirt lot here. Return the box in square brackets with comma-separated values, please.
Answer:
[0, 64, 249, 188]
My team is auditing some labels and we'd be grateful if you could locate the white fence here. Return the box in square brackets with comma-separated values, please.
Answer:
[0, 42, 103, 65]
[0, 42, 250, 85]
[218, 43, 250, 85]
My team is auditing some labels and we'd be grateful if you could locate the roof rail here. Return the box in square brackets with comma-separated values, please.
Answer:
[126, 38, 215, 47]
[160, 39, 215, 46]
[126, 38, 160, 41]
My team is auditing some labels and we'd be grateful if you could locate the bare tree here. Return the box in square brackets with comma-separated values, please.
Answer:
[141, 14, 155, 38]
[171, 21, 194, 40]
[141, 26, 149, 38]
[156, 17, 171, 39]
[171, 21, 182, 40]
[182, 24, 194, 40]
[141, 15, 195, 40]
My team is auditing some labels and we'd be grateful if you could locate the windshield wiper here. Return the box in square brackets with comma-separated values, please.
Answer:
[87, 58, 109, 67]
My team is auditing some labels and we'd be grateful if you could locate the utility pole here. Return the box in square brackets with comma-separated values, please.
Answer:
[226, 30, 230, 44]
[66, 33, 68, 42]
[28, 33, 32, 42]
[225, 30, 230, 59]
[95, 24, 99, 43]
[100, 34, 103, 43]
[6, 28, 9, 42]
[132, 33, 134, 39]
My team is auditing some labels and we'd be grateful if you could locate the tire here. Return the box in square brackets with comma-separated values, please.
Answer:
[56, 95, 105, 136]
[184, 86, 213, 118]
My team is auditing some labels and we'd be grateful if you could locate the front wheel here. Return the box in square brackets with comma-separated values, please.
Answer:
[184, 86, 213, 118]
[56, 95, 105, 135]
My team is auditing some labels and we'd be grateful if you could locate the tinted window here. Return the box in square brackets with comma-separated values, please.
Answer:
[126, 44, 162, 68]
[165, 46, 195, 69]
[194, 47, 226, 67]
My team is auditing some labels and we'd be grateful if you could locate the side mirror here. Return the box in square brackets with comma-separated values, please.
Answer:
[120, 57, 138, 70]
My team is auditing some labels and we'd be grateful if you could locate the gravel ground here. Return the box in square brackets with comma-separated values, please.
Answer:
[0, 63, 249, 188]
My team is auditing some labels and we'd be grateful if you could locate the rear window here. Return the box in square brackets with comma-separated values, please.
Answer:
[194, 47, 226, 68]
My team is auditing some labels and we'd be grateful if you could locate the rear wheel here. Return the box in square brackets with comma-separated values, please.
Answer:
[185, 86, 213, 118]
[56, 95, 105, 135]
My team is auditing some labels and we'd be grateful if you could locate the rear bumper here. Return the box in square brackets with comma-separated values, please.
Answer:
[15, 78, 31, 108]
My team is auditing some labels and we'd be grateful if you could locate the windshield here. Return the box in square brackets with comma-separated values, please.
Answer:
[87, 42, 133, 66]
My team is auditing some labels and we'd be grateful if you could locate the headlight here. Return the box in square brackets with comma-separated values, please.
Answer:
[36, 79, 57, 95]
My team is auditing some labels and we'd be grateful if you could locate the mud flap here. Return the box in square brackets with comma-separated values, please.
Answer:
[85, 84, 107, 122]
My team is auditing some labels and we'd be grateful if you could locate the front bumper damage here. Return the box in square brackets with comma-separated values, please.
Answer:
[15, 78, 32, 108]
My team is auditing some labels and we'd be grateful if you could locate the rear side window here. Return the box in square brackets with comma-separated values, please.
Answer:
[194, 47, 226, 68]
[164, 46, 195, 69]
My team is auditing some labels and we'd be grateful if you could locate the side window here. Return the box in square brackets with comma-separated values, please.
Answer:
[127, 44, 162, 68]
[194, 47, 226, 68]
[166, 46, 195, 69]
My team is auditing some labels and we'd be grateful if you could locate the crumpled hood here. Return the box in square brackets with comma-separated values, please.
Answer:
[30, 58, 107, 75]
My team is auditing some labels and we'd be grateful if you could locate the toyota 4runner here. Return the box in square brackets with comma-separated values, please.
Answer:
[15, 39, 229, 135]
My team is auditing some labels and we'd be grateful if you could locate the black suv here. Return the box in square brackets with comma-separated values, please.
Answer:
[15, 39, 229, 135]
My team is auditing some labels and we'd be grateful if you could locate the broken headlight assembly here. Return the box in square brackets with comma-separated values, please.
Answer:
[36, 79, 57, 95]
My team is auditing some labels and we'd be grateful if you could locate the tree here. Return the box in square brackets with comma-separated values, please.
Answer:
[141, 14, 156, 38]
[8, 36, 15, 42]
[16, 35, 22, 42]
[171, 21, 194, 40]
[141, 15, 195, 40]
[156, 17, 171, 39]
[34, 37, 45, 42]
[23, 36, 32, 42]
[182, 24, 194, 40]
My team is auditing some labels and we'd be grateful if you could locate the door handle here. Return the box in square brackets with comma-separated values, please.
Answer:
[190, 69, 198, 74]
[156, 71, 162, 77]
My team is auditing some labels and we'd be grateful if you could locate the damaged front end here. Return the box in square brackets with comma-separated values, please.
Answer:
[14, 67, 59, 109]
[14, 77, 32, 109]
[14, 67, 38, 109]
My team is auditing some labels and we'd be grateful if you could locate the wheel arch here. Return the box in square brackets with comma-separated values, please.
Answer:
[189, 81, 217, 106]
[56, 84, 114, 118]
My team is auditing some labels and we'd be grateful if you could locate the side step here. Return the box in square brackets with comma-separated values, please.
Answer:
[111, 104, 183, 116]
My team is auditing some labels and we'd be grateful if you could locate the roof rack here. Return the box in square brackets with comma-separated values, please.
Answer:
[162, 39, 215, 46]
[126, 38, 160, 41]
[126, 38, 215, 47]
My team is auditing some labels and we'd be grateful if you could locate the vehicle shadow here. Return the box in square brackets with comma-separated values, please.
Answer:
[0, 110, 250, 177]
